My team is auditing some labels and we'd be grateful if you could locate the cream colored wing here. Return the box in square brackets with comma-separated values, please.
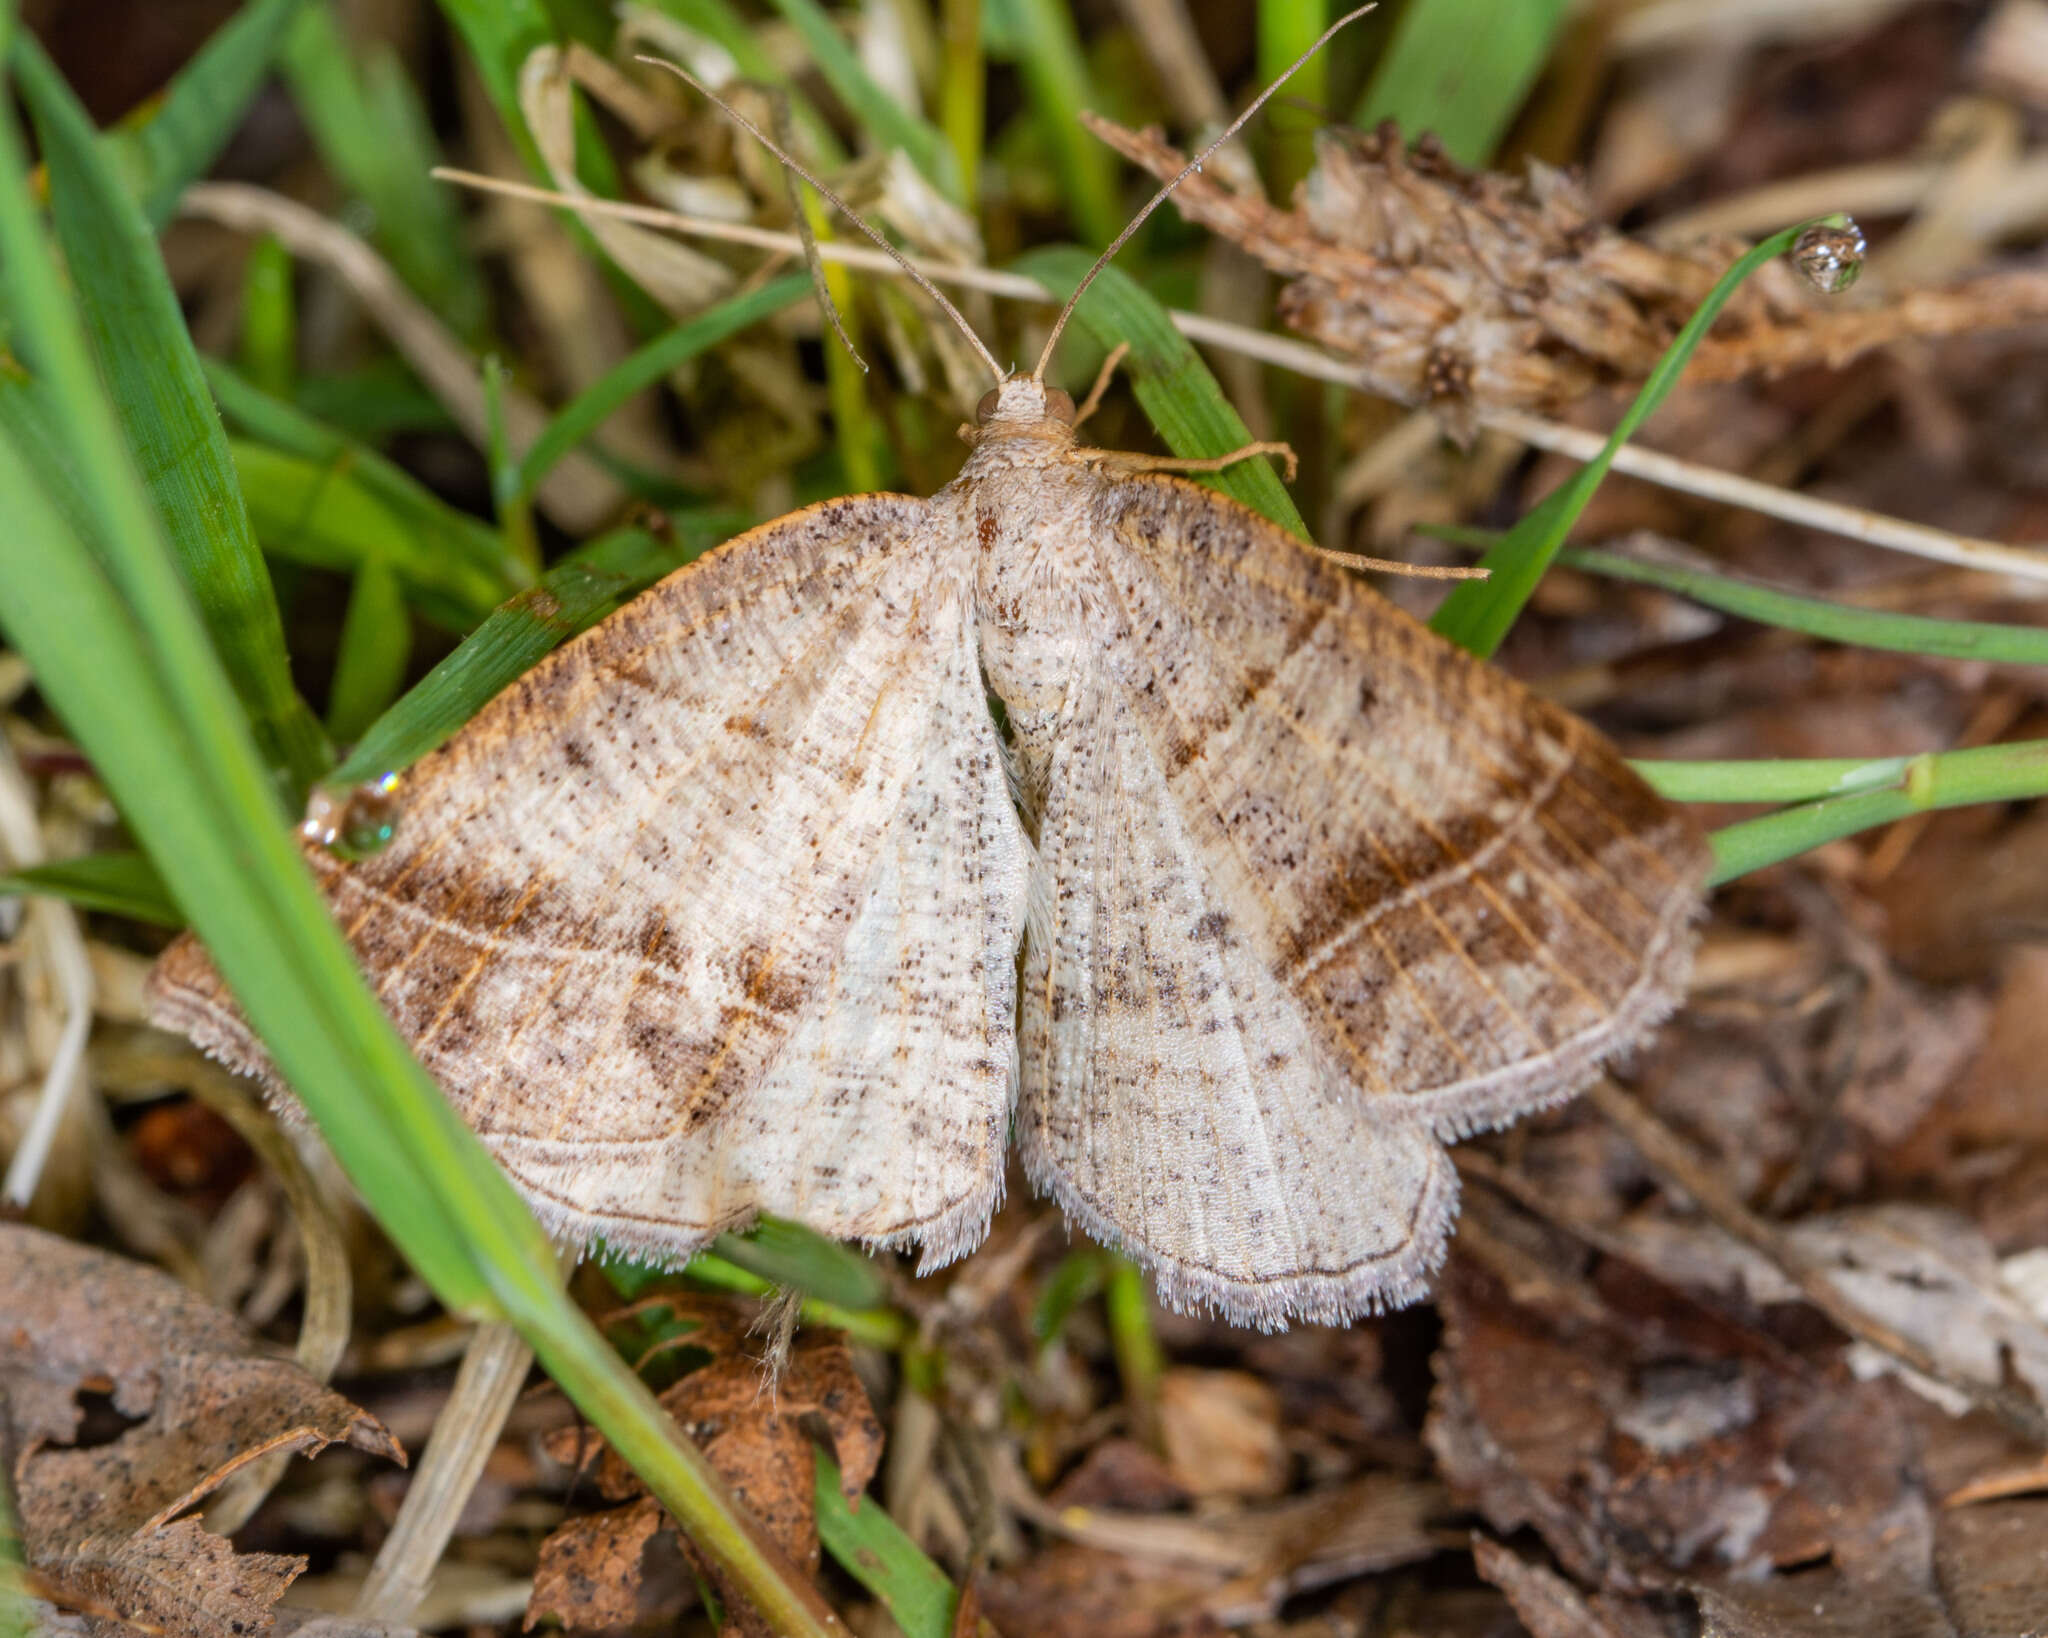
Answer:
[1016, 474, 1705, 1325]
[151, 496, 1029, 1269]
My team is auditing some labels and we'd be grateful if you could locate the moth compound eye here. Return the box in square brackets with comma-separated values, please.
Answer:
[976, 387, 1003, 423]
[1046, 389, 1078, 425]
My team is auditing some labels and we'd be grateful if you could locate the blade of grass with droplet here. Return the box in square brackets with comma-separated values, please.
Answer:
[104, 0, 307, 228]
[281, 2, 487, 337]
[763, 0, 960, 198]
[1354, 0, 1570, 164]
[814, 1449, 959, 1638]
[14, 35, 331, 796]
[0, 31, 838, 1625]
[206, 357, 524, 600]
[1011, 247, 1308, 538]
[1428, 219, 1823, 661]
[0, 854, 181, 927]
[517, 272, 813, 499]
[329, 516, 740, 784]
[1705, 739, 2048, 884]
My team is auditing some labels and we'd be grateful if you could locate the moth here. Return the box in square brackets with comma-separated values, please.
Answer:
[149, 37, 1707, 1329]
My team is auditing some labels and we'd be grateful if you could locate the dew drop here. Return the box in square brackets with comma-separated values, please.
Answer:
[301, 771, 402, 857]
[1791, 219, 1866, 294]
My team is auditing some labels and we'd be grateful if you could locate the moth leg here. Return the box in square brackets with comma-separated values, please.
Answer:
[1083, 440, 1299, 482]
[1071, 342, 1131, 429]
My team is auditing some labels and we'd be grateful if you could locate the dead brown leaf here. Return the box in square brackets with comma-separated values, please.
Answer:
[0, 1224, 401, 1638]
[530, 1296, 882, 1635]
[978, 1542, 1227, 1638]
[1426, 1251, 1924, 1593]
[1157, 1369, 1286, 1501]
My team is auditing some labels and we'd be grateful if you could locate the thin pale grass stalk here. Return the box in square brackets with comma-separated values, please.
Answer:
[1171, 320, 2048, 588]
[177, 182, 623, 532]
[355, 1314, 543, 1621]
[431, 169, 2048, 587]
[0, 740, 94, 1213]
[1661, 152, 2048, 243]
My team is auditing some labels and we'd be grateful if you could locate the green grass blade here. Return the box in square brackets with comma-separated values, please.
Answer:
[1259, 0, 1336, 200]
[713, 1217, 888, 1310]
[814, 1448, 959, 1638]
[432, 0, 554, 141]
[1566, 546, 2048, 666]
[1706, 739, 2048, 884]
[517, 273, 813, 500]
[1010, 247, 1307, 537]
[15, 35, 331, 796]
[231, 440, 514, 628]
[0, 1456, 28, 1638]
[282, 2, 488, 337]
[206, 357, 525, 600]
[939, 0, 984, 203]
[294, 359, 456, 441]
[1428, 219, 1824, 660]
[1354, 0, 1569, 164]
[239, 234, 297, 396]
[327, 562, 413, 742]
[0, 47, 834, 1624]
[0, 433, 487, 1302]
[999, 0, 1121, 246]
[1633, 755, 1914, 807]
[0, 854, 182, 926]
[0, 365, 96, 546]
[763, 0, 960, 197]
[329, 518, 738, 784]
[107, 0, 307, 228]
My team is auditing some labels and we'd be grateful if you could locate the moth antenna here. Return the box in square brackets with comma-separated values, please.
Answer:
[1031, 3, 1374, 384]
[637, 55, 1005, 387]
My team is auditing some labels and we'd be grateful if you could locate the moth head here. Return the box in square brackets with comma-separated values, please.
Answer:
[971, 378, 1077, 440]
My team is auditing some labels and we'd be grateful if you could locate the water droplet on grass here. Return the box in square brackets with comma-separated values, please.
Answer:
[1792, 220, 1866, 293]
[301, 771, 402, 856]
